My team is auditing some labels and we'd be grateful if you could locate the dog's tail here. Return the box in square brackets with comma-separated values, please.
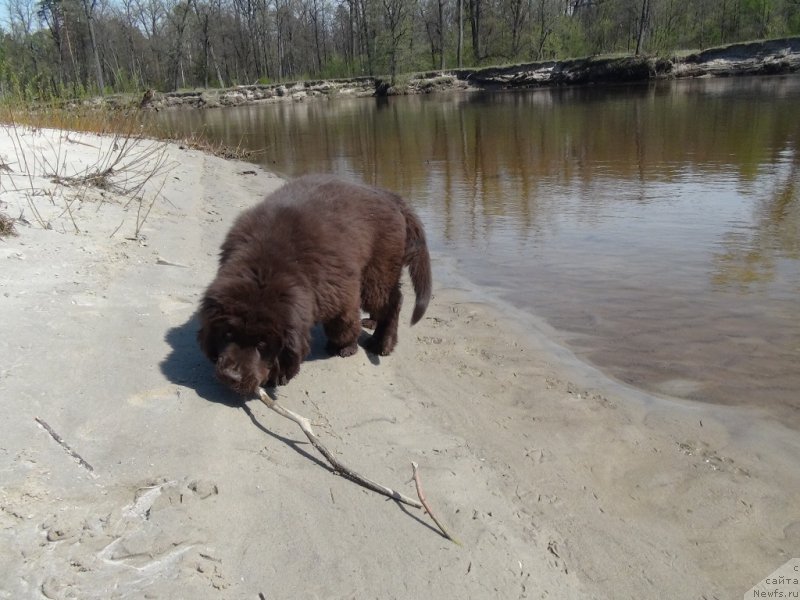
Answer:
[403, 206, 432, 325]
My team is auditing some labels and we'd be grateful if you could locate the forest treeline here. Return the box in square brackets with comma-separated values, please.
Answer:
[1, 0, 799, 99]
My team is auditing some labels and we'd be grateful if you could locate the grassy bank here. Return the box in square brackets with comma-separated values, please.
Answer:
[0, 104, 257, 162]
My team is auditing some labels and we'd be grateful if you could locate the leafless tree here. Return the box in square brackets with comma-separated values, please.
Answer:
[2, 0, 799, 95]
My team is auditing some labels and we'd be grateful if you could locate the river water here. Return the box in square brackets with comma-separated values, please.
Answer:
[154, 75, 800, 421]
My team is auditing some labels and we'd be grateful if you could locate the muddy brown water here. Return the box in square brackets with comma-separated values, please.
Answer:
[154, 75, 800, 424]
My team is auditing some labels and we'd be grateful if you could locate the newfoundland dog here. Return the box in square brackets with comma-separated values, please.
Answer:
[198, 175, 432, 395]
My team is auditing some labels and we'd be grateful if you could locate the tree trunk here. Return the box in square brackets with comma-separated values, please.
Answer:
[210, 43, 226, 87]
[457, 0, 463, 67]
[312, 0, 324, 74]
[437, 0, 445, 70]
[357, 0, 374, 75]
[468, 0, 481, 63]
[81, 0, 105, 93]
[348, 0, 356, 73]
[635, 0, 649, 56]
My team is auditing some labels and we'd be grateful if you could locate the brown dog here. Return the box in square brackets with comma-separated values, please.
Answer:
[198, 175, 432, 395]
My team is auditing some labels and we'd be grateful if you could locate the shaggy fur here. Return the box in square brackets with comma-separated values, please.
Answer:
[198, 175, 432, 395]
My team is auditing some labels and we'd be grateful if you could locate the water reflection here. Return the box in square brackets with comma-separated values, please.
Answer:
[155, 76, 800, 421]
[713, 152, 800, 287]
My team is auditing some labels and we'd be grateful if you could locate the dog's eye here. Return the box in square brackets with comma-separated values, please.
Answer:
[256, 341, 268, 355]
[224, 331, 233, 341]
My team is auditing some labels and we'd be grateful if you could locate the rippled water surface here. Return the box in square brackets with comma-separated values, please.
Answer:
[155, 76, 800, 421]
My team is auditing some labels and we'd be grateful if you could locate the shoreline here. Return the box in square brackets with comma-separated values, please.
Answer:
[437, 254, 800, 435]
[1, 126, 799, 598]
[65, 37, 800, 112]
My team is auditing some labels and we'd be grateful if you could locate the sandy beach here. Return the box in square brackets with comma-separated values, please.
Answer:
[1, 125, 798, 599]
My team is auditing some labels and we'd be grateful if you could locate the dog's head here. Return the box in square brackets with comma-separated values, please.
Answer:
[197, 272, 311, 395]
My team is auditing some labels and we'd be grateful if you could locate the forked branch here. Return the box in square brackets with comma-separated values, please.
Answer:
[256, 387, 421, 508]
[256, 387, 460, 543]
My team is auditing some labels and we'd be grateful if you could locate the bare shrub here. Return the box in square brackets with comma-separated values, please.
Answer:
[0, 211, 16, 237]
[2, 112, 176, 239]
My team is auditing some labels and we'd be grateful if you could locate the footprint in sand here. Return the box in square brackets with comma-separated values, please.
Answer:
[126, 386, 180, 408]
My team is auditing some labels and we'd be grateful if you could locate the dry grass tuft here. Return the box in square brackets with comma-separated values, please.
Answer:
[168, 132, 262, 161]
[3, 104, 146, 137]
[2, 105, 262, 163]
[0, 212, 17, 237]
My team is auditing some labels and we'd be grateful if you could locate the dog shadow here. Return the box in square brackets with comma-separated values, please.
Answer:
[304, 324, 331, 362]
[304, 323, 382, 366]
[160, 313, 239, 406]
[160, 317, 378, 397]
[159, 314, 380, 470]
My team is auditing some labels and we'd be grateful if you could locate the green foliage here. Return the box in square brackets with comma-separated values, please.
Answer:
[108, 69, 142, 95]
[0, 0, 799, 100]
[318, 57, 353, 80]
[791, 12, 800, 35]
[551, 14, 592, 59]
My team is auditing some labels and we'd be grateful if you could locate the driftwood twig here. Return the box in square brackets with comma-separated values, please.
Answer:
[256, 387, 422, 508]
[255, 387, 463, 543]
[35, 417, 96, 476]
[411, 461, 461, 545]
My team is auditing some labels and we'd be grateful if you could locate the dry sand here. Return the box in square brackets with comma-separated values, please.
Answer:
[1, 125, 798, 599]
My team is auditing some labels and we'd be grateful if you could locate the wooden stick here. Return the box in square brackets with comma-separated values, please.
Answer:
[35, 417, 96, 476]
[411, 461, 461, 545]
[256, 387, 422, 508]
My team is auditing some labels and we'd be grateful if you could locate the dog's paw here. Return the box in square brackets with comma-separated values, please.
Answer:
[363, 335, 395, 357]
[265, 373, 289, 387]
[337, 342, 359, 358]
[361, 318, 377, 330]
[325, 340, 359, 357]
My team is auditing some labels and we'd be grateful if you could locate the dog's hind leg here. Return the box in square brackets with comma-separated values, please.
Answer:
[363, 283, 402, 356]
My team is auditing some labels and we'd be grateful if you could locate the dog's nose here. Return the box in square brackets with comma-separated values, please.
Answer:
[217, 365, 242, 385]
